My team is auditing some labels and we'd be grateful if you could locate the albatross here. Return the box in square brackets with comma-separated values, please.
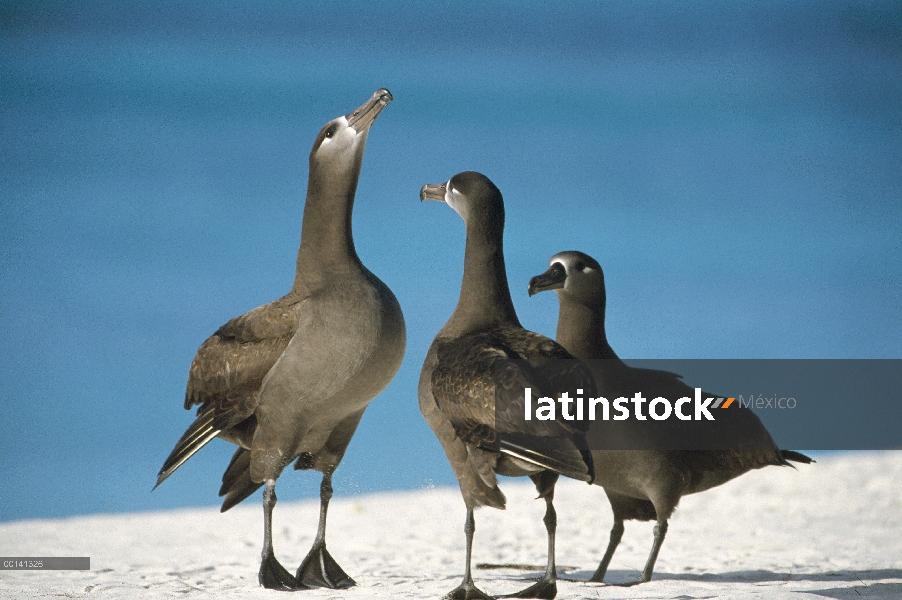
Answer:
[528, 250, 811, 585]
[155, 88, 406, 591]
[419, 172, 594, 600]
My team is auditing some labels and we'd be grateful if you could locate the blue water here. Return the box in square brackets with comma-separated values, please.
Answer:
[1, 1, 900, 521]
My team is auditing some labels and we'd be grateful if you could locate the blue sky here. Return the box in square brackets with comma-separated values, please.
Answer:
[1, 1, 900, 521]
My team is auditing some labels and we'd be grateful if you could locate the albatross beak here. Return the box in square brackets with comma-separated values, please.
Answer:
[346, 88, 392, 134]
[419, 182, 447, 202]
[528, 263, 567, 296]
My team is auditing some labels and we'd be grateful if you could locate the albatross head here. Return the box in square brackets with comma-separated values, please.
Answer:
[308, 88, 392, 178]
[528, 250, 606, 309]
[419, 171, 503, 226]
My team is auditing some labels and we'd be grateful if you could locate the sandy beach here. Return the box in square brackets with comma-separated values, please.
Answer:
[1, 452, 900, 599]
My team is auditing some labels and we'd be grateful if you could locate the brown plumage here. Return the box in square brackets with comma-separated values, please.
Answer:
[529, 250, 812, 585]
[419, 172, 593, 600]
[157, 298, 300, 505]
[155, 89, 406, 591]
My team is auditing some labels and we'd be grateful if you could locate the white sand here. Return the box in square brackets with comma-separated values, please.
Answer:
[2, 452, 900, 599]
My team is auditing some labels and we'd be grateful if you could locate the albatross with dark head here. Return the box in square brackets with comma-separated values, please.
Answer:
[529, 250, 811, 585]
[155, 89, 406, 591]
[419, 172, 595, 600]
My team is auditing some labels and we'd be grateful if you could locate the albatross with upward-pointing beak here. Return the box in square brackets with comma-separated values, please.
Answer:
[156, 89, 406, 591]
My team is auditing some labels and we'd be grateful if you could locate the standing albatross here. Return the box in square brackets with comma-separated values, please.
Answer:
[419, 172, 595, 600]
[155, 89, 406, 591]
[528, 250, 811, 585]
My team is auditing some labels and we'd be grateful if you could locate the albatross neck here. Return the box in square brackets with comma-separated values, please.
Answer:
[443, 215, 521, 337]
[556, 298, 619, 360]
[293, 162, 362, 288]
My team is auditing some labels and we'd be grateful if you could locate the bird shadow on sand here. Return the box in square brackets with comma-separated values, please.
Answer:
[553, 568, 902, 598]
[480, 565, 902, 598]
[803, 582, 902, 600]
[563, 567, 902, 585]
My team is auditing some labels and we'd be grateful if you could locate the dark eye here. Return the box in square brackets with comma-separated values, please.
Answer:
[575, 261, 585, 271]
[324, 128, 334, 139]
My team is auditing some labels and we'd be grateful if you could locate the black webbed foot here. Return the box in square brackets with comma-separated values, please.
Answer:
[444, 580, 495, 600]
[499, 576, 556, 599]
[296, 543, 355, 589]
[259, 549, 306, 591]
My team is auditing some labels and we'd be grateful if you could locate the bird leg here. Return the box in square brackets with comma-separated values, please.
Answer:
[615, 519, 669, 586]
[500, 472, 558, 599]
[295, 472, 356, 589]
[638, 519, 668, 583]
[589, 519, 624, 582]
[445, 509, 493, 600]
[258, 479, 306, 590]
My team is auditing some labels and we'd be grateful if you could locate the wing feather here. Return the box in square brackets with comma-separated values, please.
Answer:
[430, 327, 595, 481]
[157, 294, 303, 486]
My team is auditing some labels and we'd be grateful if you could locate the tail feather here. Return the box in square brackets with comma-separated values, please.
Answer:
[218, 447, 263, 512]
[780, 449, 815, 465]
[498, 434, 593, 483]
[154, 410, 220, 489]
